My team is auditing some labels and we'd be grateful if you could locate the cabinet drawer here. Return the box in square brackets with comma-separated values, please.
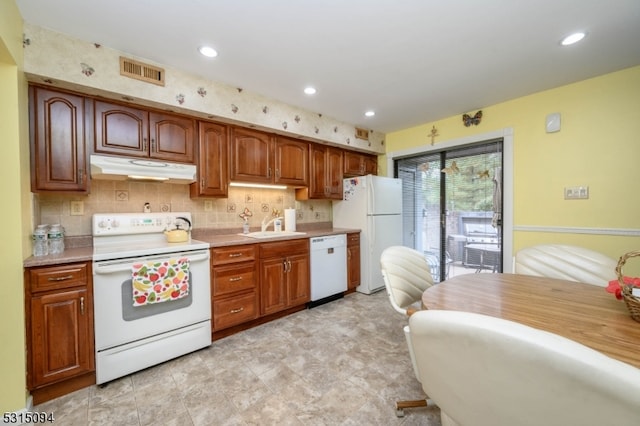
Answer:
[213, 291, 258, 330]
[259, 239, 309, 258]
[212, 245, 256, 265]
[29, 264, 89, 293]
[347, 233, 360, 246]
[213, 263, 256, 296]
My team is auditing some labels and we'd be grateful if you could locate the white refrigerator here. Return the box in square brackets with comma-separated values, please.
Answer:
[332, 175, 403, 294]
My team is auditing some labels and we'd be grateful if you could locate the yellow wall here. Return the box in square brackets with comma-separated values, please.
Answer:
[0, 0, 30, 412]
[385, 66, 640, 263]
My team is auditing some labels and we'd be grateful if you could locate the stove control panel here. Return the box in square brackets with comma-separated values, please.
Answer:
[92, 212, 192, 236]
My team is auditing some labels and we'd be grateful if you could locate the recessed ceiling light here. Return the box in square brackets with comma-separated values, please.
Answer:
[198, 46, 218, 58]
[304, 87, 317, 95]
[560, 32, 586, 46]
[365, 110, 375, 117]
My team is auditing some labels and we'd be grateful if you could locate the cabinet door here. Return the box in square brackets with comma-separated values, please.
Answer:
[191, 121, 228, 197]
[94, 100, 148, 157]
[30, 288, 94, 387]
[287, 254, 310, 307]
[274, 137, 308, 186]
[307, 144, 328, 198]
[149, 112, 195, 163]
[326, 147, 344, 199]
[230, 127, 273, 183]
[343, 151, 364, 176]
[363, 155, 378, 175]
[347, 234, 361, 291]
[260, 258, 287, 315]
[30, 87, 88, 193]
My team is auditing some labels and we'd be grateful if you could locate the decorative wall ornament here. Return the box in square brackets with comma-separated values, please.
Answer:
[23, 34, 30, 47]
[334, 126, 338, 133]
[282, 121, 288, 129]
[294, 115, 300, 123]
[314, 126, 319, 134]
[441, 161, 460, 174]
[462, 110, 483, 127]
[231, 104, 238, 113]
[80, 63, 94, 77]
[237, 88, 243, 93]
[94, 43, 101, 48]
[197, 87, 207, 97]
[346, 138, 351, 145]
[429, 125, 439, 145]
[176, 94, 185, 104]
[262, 106, 268, 114]
[42, 78, 53, 84]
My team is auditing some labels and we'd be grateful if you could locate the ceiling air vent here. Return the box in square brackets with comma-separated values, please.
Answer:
[355, 127, 369, 141]
[119, 57, 165, 86]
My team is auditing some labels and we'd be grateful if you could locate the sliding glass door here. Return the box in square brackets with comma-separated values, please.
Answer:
[395, 139, 503, 282]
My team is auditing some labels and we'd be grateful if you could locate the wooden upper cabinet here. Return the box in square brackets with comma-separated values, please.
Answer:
[29, 86, 88, 193]
[190, 121, 228, 198]
[149, 112, 195, 163]
[299, 144, 343, 200]
[229, 127, 273, 183]
[93, 100, 195, 163]
[344, 151, 378, 177]
[274, 136, 308, 186]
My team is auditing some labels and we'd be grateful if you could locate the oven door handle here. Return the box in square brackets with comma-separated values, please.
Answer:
[93, 251, 210, 275]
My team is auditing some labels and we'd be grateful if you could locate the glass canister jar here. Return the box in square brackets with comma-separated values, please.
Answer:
[48, 224, 65, 255]
[32, 224, 49, 257]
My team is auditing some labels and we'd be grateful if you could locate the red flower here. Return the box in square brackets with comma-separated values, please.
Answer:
[606, 276, 640, 300]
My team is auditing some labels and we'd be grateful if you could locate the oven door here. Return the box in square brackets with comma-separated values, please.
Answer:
[92, 249, 211, 351]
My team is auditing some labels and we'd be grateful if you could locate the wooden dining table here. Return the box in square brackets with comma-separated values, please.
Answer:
[422, 273, 640, 369]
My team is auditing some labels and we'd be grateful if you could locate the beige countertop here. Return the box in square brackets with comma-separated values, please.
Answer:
[23, 227, 360, 268]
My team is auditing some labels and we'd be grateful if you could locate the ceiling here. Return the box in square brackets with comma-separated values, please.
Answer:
[16, 0, 640, 133]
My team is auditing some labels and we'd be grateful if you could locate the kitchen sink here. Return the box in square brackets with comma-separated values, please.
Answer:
[239, 231, 307, 239]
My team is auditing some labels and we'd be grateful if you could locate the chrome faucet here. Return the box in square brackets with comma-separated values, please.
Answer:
[261, 215, 282, 232]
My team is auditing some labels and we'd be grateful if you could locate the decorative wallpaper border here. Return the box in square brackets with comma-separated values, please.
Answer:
[22, 23, 385, 154]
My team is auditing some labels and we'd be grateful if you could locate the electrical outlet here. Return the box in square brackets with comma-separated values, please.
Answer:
[564, 186, 589, 200]
[204, 200, 213, 211]
[70, 200, 84, 216]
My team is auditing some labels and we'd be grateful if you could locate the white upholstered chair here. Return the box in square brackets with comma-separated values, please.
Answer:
[408, 310, 640, 426]
[380, 246, 436, 416]
[514, 244, 616, 286]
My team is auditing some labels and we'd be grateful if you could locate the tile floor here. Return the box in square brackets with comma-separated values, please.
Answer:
[34, 291, 441, 425]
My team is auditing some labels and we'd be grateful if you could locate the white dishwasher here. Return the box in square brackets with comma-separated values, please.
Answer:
[309, 234, 347, 307]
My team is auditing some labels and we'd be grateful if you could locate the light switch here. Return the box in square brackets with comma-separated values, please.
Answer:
[564, 186, 589, 200]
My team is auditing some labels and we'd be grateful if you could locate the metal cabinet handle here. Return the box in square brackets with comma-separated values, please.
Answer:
[230, 307, 244, 314]
[78, 168, 84, 184]
[143, 137, 148, 151]
[80, 296, 85, 315]
[229, 276, 243, 282]
[267, 167, 272, 178]
[48, 275, 73, 282]
[151, 138, 156, 152]
[229, 253, 243, 258]
[201, 178, 205, 189]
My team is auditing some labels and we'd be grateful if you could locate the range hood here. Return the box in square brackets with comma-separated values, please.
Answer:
[90, 155, 197, 184]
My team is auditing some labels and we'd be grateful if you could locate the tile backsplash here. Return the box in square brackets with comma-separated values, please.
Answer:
[36, 180, 333, 237]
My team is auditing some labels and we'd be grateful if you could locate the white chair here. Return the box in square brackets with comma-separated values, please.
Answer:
[380, 246, 436, 416]
[514, 244, 616, 286]
[408, 310, 640, 426]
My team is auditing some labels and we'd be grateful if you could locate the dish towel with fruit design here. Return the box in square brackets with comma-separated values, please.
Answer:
[131, 257, 190, 306]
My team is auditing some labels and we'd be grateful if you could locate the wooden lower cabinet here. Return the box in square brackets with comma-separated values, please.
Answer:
[211, 245, 259, 331]
[259, 240, 310, 315]
[347, 232, 361, 291]
[25, 262, 95, 404]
